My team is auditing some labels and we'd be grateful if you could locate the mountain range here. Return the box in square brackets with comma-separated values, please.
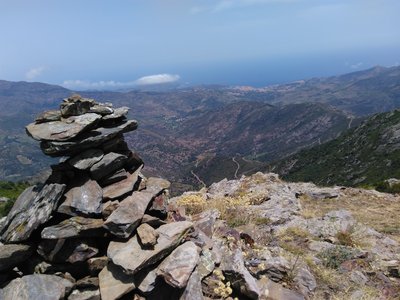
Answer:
[1, 65, 400, 193]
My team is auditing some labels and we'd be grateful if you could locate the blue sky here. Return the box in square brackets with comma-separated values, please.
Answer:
[0, 0, 399, 89]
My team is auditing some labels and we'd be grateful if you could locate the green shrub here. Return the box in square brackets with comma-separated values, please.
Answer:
[317, 246, 354, 269]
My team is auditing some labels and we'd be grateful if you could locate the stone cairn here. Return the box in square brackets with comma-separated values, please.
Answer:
[0, 95, 272, 300]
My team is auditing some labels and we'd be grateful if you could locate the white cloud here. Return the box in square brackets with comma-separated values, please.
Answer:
[25, 66, 46, 80]
[62, 73, 180, 90]
[134, 74, 180, 85]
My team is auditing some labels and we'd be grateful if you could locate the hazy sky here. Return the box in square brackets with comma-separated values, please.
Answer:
[1, 0, 399, 89]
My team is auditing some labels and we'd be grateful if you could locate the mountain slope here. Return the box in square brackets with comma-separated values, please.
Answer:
[240, 65, 400, 116]
[271, 109, 400, 186]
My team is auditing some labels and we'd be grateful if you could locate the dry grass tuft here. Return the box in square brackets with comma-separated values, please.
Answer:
[299, 191, 400, 242]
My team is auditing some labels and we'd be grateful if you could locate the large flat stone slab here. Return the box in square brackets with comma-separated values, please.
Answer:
[26, 113, 101, 141]
[90, 152, 127, 180]
[41, 217, 104, 239]
[157, 241, 200, 288]
[0, 183, 66, 243]
[41, 119, 138, 156]
[108, 221, 193, 275]
[103, 166, 142, 200]
[104, 191, 154, 238]
[67, 149, 104, 170]
[98, 263, 135, 300]
[58, 177, 103, 216]
[0, 274, 73, 300]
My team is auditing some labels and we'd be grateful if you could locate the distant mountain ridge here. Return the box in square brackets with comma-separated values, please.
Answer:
[270, 109, 400, 187]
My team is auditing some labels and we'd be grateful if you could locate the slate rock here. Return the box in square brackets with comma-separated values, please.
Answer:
[103, 166, 142, 200]
[258, 277, 305, 300]
[60, 95, 95, 117]
[157, 241, 200, 288]
[102, 201, 120, 218]
[26, 113, 101, 141]
[108, 221, 193, 275]
[41, 217, 104, 239]
[41, 119, 138, 157]
[38, 239, 99, 263]
[89, 104, 114, 115]
[35, 110, 62, 123]
[136, 267, 158, 294]
[0, 274, 73, 300]
[192, 209, 220, 238]
[137, 223, 159, 247]
[101, 106, 129, 121]
[147, 192, 168, 219]
[88, 256, 109, 276]
[90, 152, 128, 180]
[58, 177, 103, 216]
[1, 183, 66, 243]
[0, 244, 33, 272]
[68, 149, 104, 170]
[220, 246, 260, 299]
[141, 214, 167, 228]
[180, 269, 204, 300]
[145, 177, 171, 194]
[98, 263, 135, 300]
[104, 191, 154, 238]
[99, 169, 128, 187]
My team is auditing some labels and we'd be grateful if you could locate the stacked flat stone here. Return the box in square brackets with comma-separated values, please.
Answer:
[0, 96, 202, 300]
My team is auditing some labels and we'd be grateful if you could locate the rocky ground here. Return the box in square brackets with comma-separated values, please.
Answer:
[172, 172, 400, 299]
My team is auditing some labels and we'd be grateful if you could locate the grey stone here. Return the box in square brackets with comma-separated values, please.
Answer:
[136, 267, 158, 294]
[0, 244, 33, 272]
[41, 217, 104, 239]
[99, 168, 128, 186]
[180, 269, 204, 300]
[141, 214, 167, 227]
[1, 274, 73, 300]
[38, 239, 98, 263]
[35, 110, 61, 123]
[58, 177, 103, 216]
[41, 119, 138, 157]
[258, 277, 305, 300]
[60, 95, 95, 117]
[102, 201, 119, 218]
[1, 183, 66, 243]
[88, 256, 109, 276]
[220, 246, 260, 299]
[98, 263, 135, 300]
[197, 249, 215, 279]
[103, 166, 142, 200]
[26, 113, 101, 141]
[68, 149, 104, 170]
[294, 267, 317, 296]
[137, 223, 159, 247]
[68, 288, 100, 300]
[104, 191, 154, 238]
[145, 177, 171, 194]
[89, 104, 114, 115]
[147, 192, 168, 219]
[102, 106, 129, 121]
[192, 209, 220, 238]
[157, 241, 200, 288]
[90, 152, 127, 180]
[108, 221, 193, 275]
[350, 270, 368, 285]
